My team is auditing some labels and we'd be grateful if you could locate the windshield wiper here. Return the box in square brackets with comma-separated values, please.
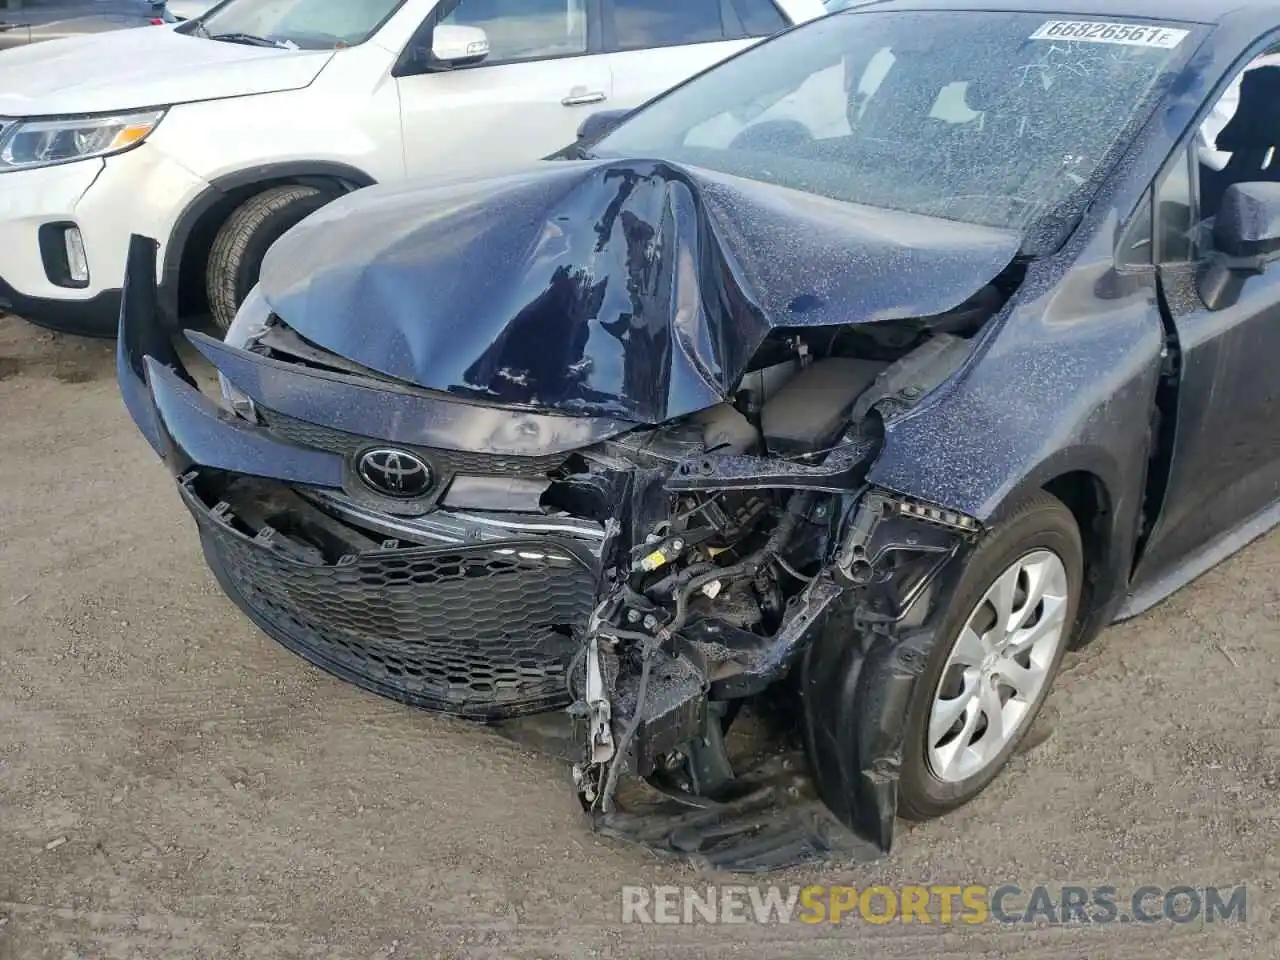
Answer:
[209, 32, 289, 49]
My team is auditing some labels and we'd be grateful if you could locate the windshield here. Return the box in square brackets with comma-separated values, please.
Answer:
[591, 11, 1193, 231]
[195, 0, 404, 49]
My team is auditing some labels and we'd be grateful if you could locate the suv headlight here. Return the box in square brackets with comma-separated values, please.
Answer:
[0, 110, 166, 171]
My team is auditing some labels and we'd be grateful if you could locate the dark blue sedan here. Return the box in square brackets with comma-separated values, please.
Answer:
[119, 0, 1280, 869]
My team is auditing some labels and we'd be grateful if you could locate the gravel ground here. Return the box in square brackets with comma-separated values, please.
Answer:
[1, 315, 1277, 959]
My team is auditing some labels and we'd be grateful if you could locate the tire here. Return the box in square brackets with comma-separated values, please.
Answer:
[896, 491, 1083, 821]
[205, 185, 332, 332]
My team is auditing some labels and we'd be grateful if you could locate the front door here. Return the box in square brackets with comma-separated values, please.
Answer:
[396, 0, 612, 179]
[1133, 126, 1280, 587]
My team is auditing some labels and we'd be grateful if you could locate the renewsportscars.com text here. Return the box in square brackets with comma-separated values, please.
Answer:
[620, 884, 1247, 926]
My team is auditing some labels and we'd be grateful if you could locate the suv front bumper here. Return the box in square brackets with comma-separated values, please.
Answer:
[0, 145, 207, 336]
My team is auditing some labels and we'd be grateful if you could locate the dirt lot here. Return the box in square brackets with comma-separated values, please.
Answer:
[0, 314, 1277, 959]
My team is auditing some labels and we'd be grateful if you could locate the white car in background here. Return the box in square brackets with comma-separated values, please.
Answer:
[0, 0, 823, 336]
[0, 1, 215, 49]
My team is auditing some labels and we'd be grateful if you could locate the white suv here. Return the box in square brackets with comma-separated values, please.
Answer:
[0, 0, 823, 336]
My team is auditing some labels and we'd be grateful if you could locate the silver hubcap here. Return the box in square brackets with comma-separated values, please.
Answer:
[926, 550, 1070, 783]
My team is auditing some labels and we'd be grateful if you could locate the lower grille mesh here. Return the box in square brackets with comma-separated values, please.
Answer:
[184, 482, 595, 719]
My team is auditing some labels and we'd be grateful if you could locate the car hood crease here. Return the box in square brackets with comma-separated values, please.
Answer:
[259, 158, 1024, 424]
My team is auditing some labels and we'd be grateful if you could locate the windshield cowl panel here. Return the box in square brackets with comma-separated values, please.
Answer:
[593, 10, 1197, 238]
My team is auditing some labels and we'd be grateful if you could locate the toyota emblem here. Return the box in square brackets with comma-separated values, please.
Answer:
[357, 448, 434, 499]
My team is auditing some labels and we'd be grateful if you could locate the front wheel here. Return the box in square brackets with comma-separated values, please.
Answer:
[897, 492, 1082, 820]
[205, 185, 333, 332]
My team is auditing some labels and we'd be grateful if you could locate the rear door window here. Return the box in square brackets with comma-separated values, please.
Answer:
[731, 0, 788, 35]
[610, 0, 726, 51]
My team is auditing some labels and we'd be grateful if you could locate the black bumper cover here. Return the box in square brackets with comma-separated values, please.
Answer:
[188, 477, 597, 720]
[0, 276, 121, 338]
[118, 235, 602, 720]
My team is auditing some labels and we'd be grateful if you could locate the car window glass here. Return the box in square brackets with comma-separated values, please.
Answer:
[1195, 48, 1280, 231]
[1118, 189, 1153, 267]
[198, 0, 404, 48]
[1155, 146, 1195, 263]
[687, 49, 988, 145]
[598, 12, 1191, 233]
[684, 49, 989, 147]
[442, 0, 587, 62]
[1197, 51, 1280, 175]
[930, 81, 982, 124]
[613, 0, 725, 52]
[731, 0, 787, 36]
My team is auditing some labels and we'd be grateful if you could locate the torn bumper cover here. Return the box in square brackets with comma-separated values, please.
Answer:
[119, 238, 610, 721]
[119, 221, 986, 869]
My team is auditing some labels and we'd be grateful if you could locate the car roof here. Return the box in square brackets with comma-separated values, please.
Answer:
[833, 0, 1280, 28]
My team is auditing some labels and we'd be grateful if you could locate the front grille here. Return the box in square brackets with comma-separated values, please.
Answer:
[183, 480, 596, 720]
[257, 409, 569, 479]
[301, 488, 607, 554]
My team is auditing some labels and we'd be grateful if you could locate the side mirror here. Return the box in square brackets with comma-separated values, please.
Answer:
[1213, 181, 1280, 257]
[431, 24, 489, 68]
[576, 109, 630, 143]
[1199, 182, 1280, 310]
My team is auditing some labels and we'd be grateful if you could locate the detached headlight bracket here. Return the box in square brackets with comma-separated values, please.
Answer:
[836, 489, 983, 626]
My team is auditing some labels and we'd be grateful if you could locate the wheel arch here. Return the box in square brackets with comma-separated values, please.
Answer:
[1040, 469, 1114, 647]
[160, 162, 377, 323]
[997, 448, 1145, 645]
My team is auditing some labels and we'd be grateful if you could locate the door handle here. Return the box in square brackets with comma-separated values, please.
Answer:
[563, 91, 607, 107]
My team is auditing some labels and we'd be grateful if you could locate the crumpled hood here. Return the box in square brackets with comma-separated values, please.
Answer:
[260, 159, 1023, 424]
[0, 27, 332, 116]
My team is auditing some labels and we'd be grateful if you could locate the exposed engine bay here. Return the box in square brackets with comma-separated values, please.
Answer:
[248, 273, 1010, 856]
[531, 283, 1005, 863]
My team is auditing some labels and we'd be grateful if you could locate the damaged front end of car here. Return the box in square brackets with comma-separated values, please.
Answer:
[118, 159, 1026, 870]
[554, 372, 988, 868]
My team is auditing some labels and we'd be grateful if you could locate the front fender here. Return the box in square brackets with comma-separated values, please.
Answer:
[865, 254, 1166, 627]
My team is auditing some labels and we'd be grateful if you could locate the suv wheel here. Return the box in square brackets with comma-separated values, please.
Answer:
[206, 185, 332, 332]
